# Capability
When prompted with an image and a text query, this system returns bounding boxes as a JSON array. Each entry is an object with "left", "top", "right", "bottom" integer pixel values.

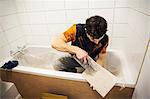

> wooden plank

[{"left": 74, "top": 56, "right": 117, "bottom": 97}]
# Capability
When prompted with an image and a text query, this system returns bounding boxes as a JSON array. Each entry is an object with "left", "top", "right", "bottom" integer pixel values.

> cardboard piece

[
  {"left": 74, "top": 56, "right": 117, "bottom": 97},
  {"left": 82, "top": 66, "right": 117, "bottom": 97}
]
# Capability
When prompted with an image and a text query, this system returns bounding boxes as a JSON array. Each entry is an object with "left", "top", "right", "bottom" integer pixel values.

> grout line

[
  {"left": 0, "top": 26, "right": 18, "bottom": 50},
  {"left": 23, "top": 0, "right": 32, "bottom": 44},
  {"left": 113, "top": 22, "right": 128, "bottom": 24},
  {"left": 110, "top": 0, "right": 116, "bottom": 48},
  {"left": 19, "top": 21, "right": 115, "bottom": 25},
  {"left": 0, "top": 12, "right": 17, "bottom": 17},
  {"left": 1, "top": 25, "right": 20, "bottom": 32},
  {"left": 0, "top": 0, "right": 20, "bottom": 51},
  {"left": 22, "top": 0, "right": 28, "bottom": 45},
  {"left": 9, "top": 35, "right": 26, "bottom": 44},
  {"left": 88, "top": 0, "right": 89, "bottom": 17},
  {"left": 12, "top": 0, "right": 24, "bottom": 37},
  {"left": 23, "top": 7, "right": 129, "bottom": 12},
  {"left": 0, "top": 7, "right": 130, "bottom": 18},
  {"left": 42, "top": 0, "right": 50, "bottom": 40},
  {"left": 20, "top": 22, "right": 125, "bottom": 26},
  {"left": 25, "top": 35, "right": 50, "bottom": 37},
  {"left": 21, "top": 23, "right": 67, "bottom": 25},
  {"left": 4, "top": 35, "right": 25, "bottom": 50},
  {"left": 135, "top": 38, "right": 150, "bottom": 86},
  {"left": 129, "top": 7, "right": 150, "bottom": 16},
  {"left": 13, "top": 0, "right": 23, "bottom": 27},
  {"left": 0, "top": 25, "right": 10, "bottom": 49},
  {"left": 64, "top": 0, "right": 67, "bottom": 25},
  {"left": 112, "top": 36, "right": 128, "bottom": 38}
]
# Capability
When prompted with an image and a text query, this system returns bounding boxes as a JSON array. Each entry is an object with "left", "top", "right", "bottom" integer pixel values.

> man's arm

[
  {"left": 96, "top": 53, "right": 106, "bottom": 66},
  {"left": 96, "top": 43, "right": 108, "bottom": 67},
  {"left": 52, "top": 33, "right": 88, "bottom": 55},
  {"left": 51, "top": 25, "right": 89, "bottom": 64}
]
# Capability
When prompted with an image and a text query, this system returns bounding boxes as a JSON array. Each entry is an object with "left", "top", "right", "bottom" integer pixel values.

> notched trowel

[{"left": 72, "top": 55, "right": 98, "bottom": 73}]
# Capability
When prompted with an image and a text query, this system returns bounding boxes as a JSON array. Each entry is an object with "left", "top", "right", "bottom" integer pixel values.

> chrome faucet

[{"left": 10, "top": 45, "right": 26, "bottom": 57}]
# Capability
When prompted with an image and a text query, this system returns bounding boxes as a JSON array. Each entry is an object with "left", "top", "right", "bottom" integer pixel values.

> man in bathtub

[{"left": 51, "top": 15, "right": 108, "bottom": 73}]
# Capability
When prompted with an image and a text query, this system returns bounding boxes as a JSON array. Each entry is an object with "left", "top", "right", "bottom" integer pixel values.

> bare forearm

[{"left": 51, "top": 38, "right": 80, "bottom": 54}]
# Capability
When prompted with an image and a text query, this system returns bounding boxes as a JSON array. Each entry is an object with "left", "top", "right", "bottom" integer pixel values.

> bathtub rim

[
  {"left": 0, "top": 66, "right": 135, "bottom": 88},
  {"left": 0, "top": 45, "right": 135, "bottom": 88}
]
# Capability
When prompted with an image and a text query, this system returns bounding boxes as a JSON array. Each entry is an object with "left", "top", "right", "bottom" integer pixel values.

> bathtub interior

[
  {"left": 12, "top": 46, "right": 134, "bottom": 87},
  {"left": 13, "top": 47, "right": 67, "bottom": 70},
  {"left": 14, "top": 47, "right": 120, "bottom": 74},
  {"left": 103, "top": 52, "right": 123, "bottom": 77}
]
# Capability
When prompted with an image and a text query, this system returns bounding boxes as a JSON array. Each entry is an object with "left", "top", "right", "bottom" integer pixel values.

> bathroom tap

[
  {"left": 17, "top": 45, "right": 26, "bottom": 52},
  {"left": 17, "top": 46, "right": 22, "bottom": 50},
  {"left": 10, "top": 45, "right": 26, "bottom": 57},
  {"left": 10, "top": 50, "right": 15, "bottom": 57}
]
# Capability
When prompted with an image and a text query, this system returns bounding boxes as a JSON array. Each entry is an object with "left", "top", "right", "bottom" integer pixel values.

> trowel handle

[
  {"left": 72, "top": 54, "right": 82, "bottom": 64},
  {"left": 72, "top": 54, "right": 89, "bottom": 69}
]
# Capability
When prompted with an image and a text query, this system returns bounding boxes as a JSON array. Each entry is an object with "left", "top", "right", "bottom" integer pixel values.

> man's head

[{"left": 85, "top": 15, "right": 107, "bottom": 44}]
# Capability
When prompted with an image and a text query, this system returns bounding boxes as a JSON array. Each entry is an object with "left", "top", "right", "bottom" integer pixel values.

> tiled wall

[
  {"left": 0, "top": 0, "right": 26, "bottom": 62},
  {"left": 127, "top": 0, "right": 150, "bottom": 84},
  {"left": 131, "top": 0, "right": 150, "bottom": 98},
  {"left": 132, "top": 40, "right": 150, "bottom": 99},
  {"left": 110, "top": 0, "right": 150, "bottom": 84},
  {"left": 17, "top": 0, "right": 128, "bottom": 47}
]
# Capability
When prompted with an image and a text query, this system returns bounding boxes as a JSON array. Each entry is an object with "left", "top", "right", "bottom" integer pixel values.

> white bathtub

[{"left": 3, "top": 46, "right": 135, "bottom": 88}]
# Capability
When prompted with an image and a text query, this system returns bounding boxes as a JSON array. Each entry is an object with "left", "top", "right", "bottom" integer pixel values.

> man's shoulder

[{"left": 76, "top": 24, "right": 86, "bottom": 28}]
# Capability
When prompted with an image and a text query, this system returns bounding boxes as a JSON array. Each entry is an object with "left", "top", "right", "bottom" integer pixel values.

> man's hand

[
  {"left": 75, "top": 48, "right": 89, "bottom": 64},
  {"left": 96, "top": 53, "right": 106, "bottom": 67}
]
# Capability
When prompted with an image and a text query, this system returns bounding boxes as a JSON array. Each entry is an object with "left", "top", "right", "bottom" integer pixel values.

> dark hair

[{"left": 86, "top": 15, "right": 107, "bottom": 39}]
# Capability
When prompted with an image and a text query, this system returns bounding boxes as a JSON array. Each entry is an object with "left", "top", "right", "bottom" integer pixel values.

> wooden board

[{"left": 74, "top": 56, "right": 117, "bottom": 97}]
